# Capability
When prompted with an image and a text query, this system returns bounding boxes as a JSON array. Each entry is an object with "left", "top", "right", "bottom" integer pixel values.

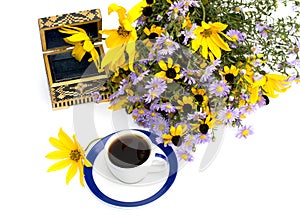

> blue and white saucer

[{"left": 84, "top": 129, "right": 178, "bottom": 207}]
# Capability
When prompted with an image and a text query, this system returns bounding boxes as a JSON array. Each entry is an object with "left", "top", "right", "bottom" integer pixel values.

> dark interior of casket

[
  {"left": 44, "top": 22, "right": 101, "bottom": 83},
  {"left": 47, "top": 49, "right": 101, "bottom": 83}
]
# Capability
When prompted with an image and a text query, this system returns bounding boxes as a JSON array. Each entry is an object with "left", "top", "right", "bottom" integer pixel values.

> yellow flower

[
  {"left": 244, "top": 67, "right": 291, "bottom": 103},
  {"left": 144, "top": 25, "right": 164, "bottom": 39},
  {"left": 155, "top": 58, "right": 181, "bottom": 83},
  {"left": 182, "top": 13, "right": 192, "bottom": 29},
  {"left": 46, "top": 128, "right": 92, "bottom": 186},
  {"left": 191, "top": 88, "right": 209, "bottom": 106},
  {"left": 191, "top": 21, "right": 232, "bottom": 59},
  {"left": 191, "top": 115, "right": 215, "bottom": 134},
  {"left": 59, "top": 25, "right": 100, "bottom": 68},
  {"left": 162, "top": 125, "right": 187, "bottom": 146},
  {"left": 219, "top": 65, "right": 240, "bottom": 83},
  {"left": 108, "top": 96, "right": 128, "bottom": 111},
  {"left": 177, "top": 96, "right": 196, "bottom": 114},
  {"left": 100, "top": 4, "right": 140, "bottom": 71},
  {"left": 262, "top": 74, "right": 291, "bottom": 98}
]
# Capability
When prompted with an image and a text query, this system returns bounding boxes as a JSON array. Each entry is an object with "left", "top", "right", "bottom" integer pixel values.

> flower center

[
  {"left": 242, "top": 129, "right": 249, "bottom": 136},
  {"left": 149, "top": 33, "right": 158, "bottom": 42},
  {"left": 146, "top": 0, "right": 154, "bottom": 4},
  {"left": 202, "top": 29, "right": 212, "bottom": 38},
  {"left": 183, "top": 104, "right": 193, "bottom": 114},
  {"left": 199, "top": 124, "right": 209, "bottom": 134},
  {"left": 117, "top": 26, "right": 130, "bottom": 37},
  {"left": 216, "top": 85, "right": 224, "bottom": 93},
  {"left": 194, "top": 94, "right": 204, "bottom": 104},
  {"left": 200, "top": 134, "right": 207, "bottom": 140},
  {"left": 166, "top": 68, "right": 177, "bottom": 79},
  {"left": 143, "top": 6, "right": 153, "bottom": 17},
  {"left": 232, "top": 35, "right": 238, "bottom": 42},
  {"left": 180, "top": 153, "right": 189, "bottom": 160},
  {"left": 158, "top": 124, "right": 166, "bottom": 131},
  {"left": 225, "top": 112, "right": 233, "bottom": 119},
  {"left": 225, "top": 73, "right": 235, "bottom": 83},
  {"left": 171, "top": 135, "right": 183, "bottom": 146},
  {"left": 70, "top": 149, "right": 81, "bottom": 162}
]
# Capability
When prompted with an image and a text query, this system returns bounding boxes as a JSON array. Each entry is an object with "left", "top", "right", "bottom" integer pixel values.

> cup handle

[{"left": 149, "top": 153, "right": 168, "bottom": 173}]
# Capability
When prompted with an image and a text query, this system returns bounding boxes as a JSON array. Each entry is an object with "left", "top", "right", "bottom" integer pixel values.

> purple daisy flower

[
  {"left": 167, "top": 1, "right": 186, "bottom": 20},
  {"left": 159, "top": 102, "right": 177, "bottom": 113},
  {"left": 255, "top": 22, "right": 267, "bottom": 32},
  {"left": 239, "top": 104, "right": 257, "bottom": 115},
  {"left": 184, "top": 0, "right": 200, "bottom": 8},
  {"left": 236, "top": 125, "right": 254, "bottom": 139},
  {"left": 181, "top": 68, "right": 199, "bottom": 85},
  {"left": 255, "top": 22, "right": 272, "bottom": 38},
  {"left": 149, "top": 115, "right": 170, "bottom": 135},
  {"left": 251, "top": 45, "right": 262, "bottom": 54},
  {"left": 128, "top": 95, "right": 143, "bottom": 103},
  {"left": 209, "top": 80, "right": 231, "bottom": 97},
  {"left": 132, "top": 108, "right": 151, "bottom": 128},
  {"left": 226, "top": 29, "right": 246, "bottom": 43},
  {"left": 144, "top": 78, "right": 167, "bottom": 103},
  {"left": 181, "top": 23, "right": 197, "bottom": 45},
  {"left": 145, "top": 77, "right": 167, "bottom": 93},
  {"left": 195, "top": 132, "right": 212, "bottom": 144},
  {"left": 177, "top": 150, "right": 194, "bottom": 162},
  {"left": 144, "top": 90, "right": 163, "bottom": 103},
  {"left": 218, "top": 107, "right": 239, "bottom": 124}
]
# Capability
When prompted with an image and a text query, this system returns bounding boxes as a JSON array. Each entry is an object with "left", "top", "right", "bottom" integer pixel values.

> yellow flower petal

[
  {"left": 72, "top": 44, "right": 86, "bottom": 62},
  {"left": 201, "top": 38, "right": 209, "bottom": 59},
  {"left": 158, "top": 60, "right": 168, "bottom": 71},
  {"left": 170, "top": 126, "right": 176, "bottom": 136},
  {"left": 84, "top": 158, "right": 92, "bottom": 167},
  {"left": 58, "top": 128, "right": 76, "bottom": 150},
  {"left": 78, "top": 161, "right": 85, "bottom": 186},
  {"left": 207, "top": 37, "right": 221, "bottom": 59},
  {"left": 47, "top": 159, "right": 71, "bottom": 172},
  {"left": 49, "top": 137, "right": 69, "bottom": 151},
  {"left": 175, "top": 125, "right": 183, "bottom": 136},
  {"left": 155, "top": 71, "right": 166, "bottom": 79},
  {"left": 224, "top": 66, "right": 230, "bottom": 73},
  {"left": 45, "top": 151, "right": 69, "bottom": 160},
  {"left": 66, "top": 162, "right": 78, "bottom": 185},
  {"left": 211, "top": 32, "right": 231, "bottom": 51},
  {"left": 167, "top": 57, "right": 174, "bottom": 68},
  {"left": 211, "top": 22, "right": 228, "bottom": 31},
  {"left": 144, "top": 27, "right": 151, "bottom": 36},
  {"left": 127, "top": 1, "right": 147, "bottom": 23},
  {"left": 201, "top": 21, "right": 211, "bottom": 29},
  {"left": 173, "top": 64, "right": 180, "bottom": 73}
]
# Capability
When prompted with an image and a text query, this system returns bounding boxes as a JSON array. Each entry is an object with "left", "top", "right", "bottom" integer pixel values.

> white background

[{"left": 1, "top": 0, "right": 300, "bottom": 223}]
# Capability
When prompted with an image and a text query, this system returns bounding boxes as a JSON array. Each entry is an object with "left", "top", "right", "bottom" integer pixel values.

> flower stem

[
  {"left": 84, "top": 137, "right": 102, "bottom": 152},
  {"left": 199, "top": 0, "right": 206, "bottom": 22}
]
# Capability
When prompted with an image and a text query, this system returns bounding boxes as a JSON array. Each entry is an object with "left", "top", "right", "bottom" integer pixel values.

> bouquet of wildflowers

[
  {"left": 94, "top": 0, "right": 300, "bottom": 161},
  {"left": 58, "top": 0, "right": 300, "bottom": 163},
  {"left": 45, "top": 0, "right": 300, "bottom": 186}
]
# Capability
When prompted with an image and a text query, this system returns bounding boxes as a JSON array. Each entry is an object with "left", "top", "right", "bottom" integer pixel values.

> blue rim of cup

[{"left": 84, "top": 129, "right": 178, "bottom": 207}]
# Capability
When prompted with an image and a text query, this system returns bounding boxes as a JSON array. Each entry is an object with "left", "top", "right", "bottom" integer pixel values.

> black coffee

[{"left": 108, "top": 134, "right": 151, "bottom": 168}]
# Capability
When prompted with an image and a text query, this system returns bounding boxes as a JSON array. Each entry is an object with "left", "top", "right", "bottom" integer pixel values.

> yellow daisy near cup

[{"left": 46, "top": 128, "right": 92, "bottom": 186}]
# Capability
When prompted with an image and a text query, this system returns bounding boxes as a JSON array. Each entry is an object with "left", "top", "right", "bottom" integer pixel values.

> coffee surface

[{"left": 108, "top": 134, "right": 151, "bottom": 168}]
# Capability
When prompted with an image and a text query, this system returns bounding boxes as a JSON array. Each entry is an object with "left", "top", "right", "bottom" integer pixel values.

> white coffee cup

[{"left": 104, "top": 130, "right": 168, "bottom": 184}]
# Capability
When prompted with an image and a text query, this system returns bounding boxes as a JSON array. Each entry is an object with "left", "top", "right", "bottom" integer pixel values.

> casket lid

[{"left": 38, "top": 9, "right": 102, "bottom": 52}]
